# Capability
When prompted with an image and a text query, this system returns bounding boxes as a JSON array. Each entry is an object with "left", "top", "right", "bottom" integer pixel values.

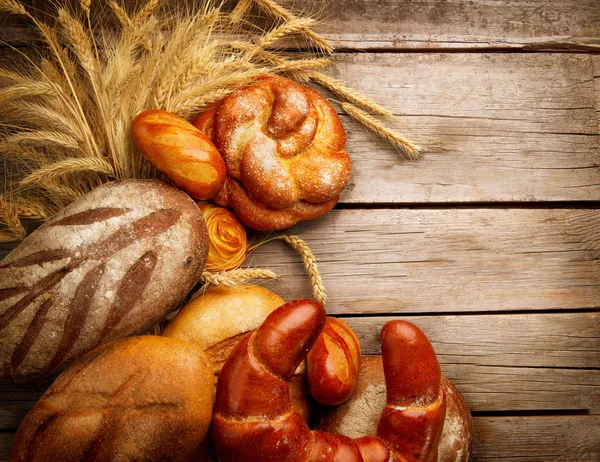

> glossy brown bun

[
  {"left": 193, "top": 74, "right": 351, "bottom": 231},
  {"left": 315, "top": 356, "right": 473, "bottom": 462},
  {"left": 11, "top": 336, "right": 215, "bottom": 462},
  {"left": 163, "top": 286, "right": 310, "bottom": 461}
]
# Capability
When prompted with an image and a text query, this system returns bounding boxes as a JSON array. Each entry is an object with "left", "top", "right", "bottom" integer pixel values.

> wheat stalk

[
  {"left": 342, "top": 102, "right": 421, "bottom": 160},
  {"left": 258, "top": 17, "right": 316, "bottom": 48},
  {"left": 252, "top": 0, "right": 334, "bottom": 53},
  {"left": 310, "top": 72, "right": 394, "bottom": 118}
]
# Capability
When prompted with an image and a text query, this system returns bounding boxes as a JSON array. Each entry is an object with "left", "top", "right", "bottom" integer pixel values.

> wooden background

[{"left": 1, "top": 0, "right": 599, "bottom": 460}]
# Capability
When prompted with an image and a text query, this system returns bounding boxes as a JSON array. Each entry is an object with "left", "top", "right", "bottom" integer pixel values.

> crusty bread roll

[
  {"left": 0, "top": 180, "right": 208, "bottom": 382},
  {"left": 163, "top": 285, "right": 285, "bottom": 374},
  {"left": 193, "top": 74, "right": 351, "bottom": 231},
  {"left": 164, "top": 285, "right": 310, "bottom": 461},
  {"left": 11, "top": 336, "right": 215, "bottom": 462},
  {"left": 315, "top": 356, "right": 473, "bottom": 462}
]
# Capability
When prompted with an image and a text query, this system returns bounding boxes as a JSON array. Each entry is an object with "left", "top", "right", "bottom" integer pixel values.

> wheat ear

[
  {"left": 341, "top": 102, "right": 421, "bottom": 160},
  {"left": 309, "top": 72, "right": 394, "bottom": 118},
  {"left": 19, "top": 157, "right": 116, "bottom": 188},
  {"left": 0, "top": 82, "right": 60, "bottom": 104},
  {"left": 0, "top": 196, "right": 26, "bottom": 241},
  {"left": 199, "top": 268, "right": 278, "bottom": 288},
  {"left": 252, "top": 0, "right": 334, "bottom": 53},
  {"left": 249, "top": 235, "right": 326, "bottom": 305}
]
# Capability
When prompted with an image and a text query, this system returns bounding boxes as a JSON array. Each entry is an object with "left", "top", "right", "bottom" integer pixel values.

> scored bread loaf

[
  {"left": 0, "top": 180, "right": 208, "bottom": 382},
  {"left": 11, "top": 336, "right": 215, "bottom": 462},
  {"left": 315, "top": 356, "right": 473, "bottom": 462}
]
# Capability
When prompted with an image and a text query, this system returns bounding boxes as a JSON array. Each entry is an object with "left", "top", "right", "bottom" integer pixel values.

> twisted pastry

[
  {"left": 193, "top": 75, "right": 352, "bottom": 231},
  {"left": 212, "top": 299, "right": 446, "bottom": 462}
]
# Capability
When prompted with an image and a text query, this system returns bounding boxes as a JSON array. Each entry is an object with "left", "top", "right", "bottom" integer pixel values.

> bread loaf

[
  {"left": 211, "top": 301, "right": 447, "bottom": 462},
  {"left": 0, "top": 180, "right": 208, "bottom": 382},
  {"left": 193, "top": 74, "right": 352, "bottom": 231},
  {"left": 163, "top": 285, "right": 285, "bottom": 374},
  {"left": 307, "top": 317, "right": 361, "bottom": 406},
  {"left": 11, "top": 336, "right": 215, "bottom": 462},
  {"left": 315, "top": 356, "right": 473, "bottom": 462},
  {"left": 132, "top": 110, "right": 226, "bottom": 200}
]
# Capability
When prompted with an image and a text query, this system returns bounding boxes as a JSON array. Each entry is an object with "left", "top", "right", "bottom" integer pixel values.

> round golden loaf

[
  {"left": 11, "top": 336, "right": 215, "bottom": 462},
  {"left": 163, "top": 285, "right": 286, "bottom": 373},
  {"left": 193, "top": 74, "right": 352, "bottom": 231}
]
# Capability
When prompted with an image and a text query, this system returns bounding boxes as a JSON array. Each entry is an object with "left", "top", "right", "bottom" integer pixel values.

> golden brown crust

[
  {"left": 0, "top": 180, "right": 208, "bottom": 382},
  {"left": 315, "top": 356, "right": 472, "bottom": 462},
  {"left": 132, "top": 110, "right": 226, "bottom": 200},
  {"left": 193, "top": 75, "right": 351, "bottom": 231},
  {"left": 162, "top": 285, "right": 285, "bottom": 353},
  {"left": 11, "top": 336, "right": 215, "bottom": 462}
]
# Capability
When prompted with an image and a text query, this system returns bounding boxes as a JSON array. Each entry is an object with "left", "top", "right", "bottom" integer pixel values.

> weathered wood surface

[
  {"left": 1, "top": 44, "right": 599, "bottom": 205},
  {"left": 471, "top": 416, "right": 600, "bottom": 461},
  {"left": 0, "top": 312, "right": 595, "bottom": 425},
  {"left": 0, "top": 0, "right": 599, "bottom": 460},
  {"left": 332, "top": 52, "right": 600, "bottom": 204},
  {"left": 1, "top": 416, "right": 599, "bottom": 461},
  {"left": 248, "top": 208, "right": 600, "bottom": 314},
  {"left": 1, "top": 0, "right": 599, "bottom": 51}
]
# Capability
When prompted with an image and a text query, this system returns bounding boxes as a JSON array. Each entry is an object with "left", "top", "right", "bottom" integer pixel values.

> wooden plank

[
  {"left": 593, "top": 56, "right": 600, "bottom": 135},
  {"left": 343, "top": 312, "right": 600, "bottom": 369},
  {"left": 471, "top": 415, "right": 600, "bottom": 461},
  {"left": 1, "top": 0, "right": 599, "bottom": 51},
  {"left": 0, "top": 52, "right": 597, "bottom": 203},
  {"left": 0, "top": 310, "right": 595, "bottom": 419},
  {"left": 0, "top": 416, "right": 598, "bottom": 461},
  {"left": 332, "top": 53, "right": 600, "bottom": 204},
  {"left": 318, "top": 0, "right": 600, "bottom": 51},
  {"left": 247, "top": 208, "right": 600, "bottom": 314},
  {"left": 0, "top": 433, "right": 13, "bottom": 462}
]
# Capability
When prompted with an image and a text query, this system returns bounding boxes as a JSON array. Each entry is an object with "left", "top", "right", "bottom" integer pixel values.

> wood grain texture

[
  {"left": 331, "top": 53, "right": 600, "bottom": 204},
  {"left": 471, "top": 415, "right": 600, "bottom": 461},
  {"left": 1, "top": 0, "right": 599, "bottom": 52},
  {"left": 1, "top": 416, "right": 599, "bottom": 461},
  {"left": 342, "top": 312, "right": 600, "bottom": 369},
  {"left": 247, "top": 208, "right": 600, "bottom": 314}
]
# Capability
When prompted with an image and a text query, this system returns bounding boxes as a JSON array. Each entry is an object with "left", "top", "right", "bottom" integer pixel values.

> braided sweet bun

[
  {"left": 315, "top": 356, "right": 473, "bottom": 462},
  {"left": 193, "top": 74, "right": 352, "bottom": 231}
]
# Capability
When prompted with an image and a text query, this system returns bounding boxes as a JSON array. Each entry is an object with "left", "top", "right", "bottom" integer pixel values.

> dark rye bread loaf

[{"left": 0, "top": 180, "right": 208, "bottom": 382}]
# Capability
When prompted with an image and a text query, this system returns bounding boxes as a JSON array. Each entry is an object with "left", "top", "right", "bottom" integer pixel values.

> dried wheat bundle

[{"left": 0, "top": 0, "right": 418, "bottom": 242}]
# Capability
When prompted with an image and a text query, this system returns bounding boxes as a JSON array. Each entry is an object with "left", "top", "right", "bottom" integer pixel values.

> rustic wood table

[{"left": 1, "top": 0, "right": 599, "bottom": 460}]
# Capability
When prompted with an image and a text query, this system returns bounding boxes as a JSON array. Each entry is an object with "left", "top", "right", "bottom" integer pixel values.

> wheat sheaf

[{"left": 0, "top": 0, "right": 418, "bottom": 242}]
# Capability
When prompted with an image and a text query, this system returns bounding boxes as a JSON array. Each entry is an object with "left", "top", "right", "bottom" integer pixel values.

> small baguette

[{"left": 0, "top": 180, "right": 208, "bottom": 382}]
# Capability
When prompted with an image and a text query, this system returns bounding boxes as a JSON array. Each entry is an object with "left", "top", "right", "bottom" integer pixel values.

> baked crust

[
  {"left": 10, "top": 336, "right": 215, "bottom": 462},
  {"left": 193, "top": 75, "right": 351, "bottom": 230},
  {"left": 0, "top": 180, "right": 208, "bottom": 382},
  {"left": 315, "top": 356, "right": 473, "bottom": 462}
]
